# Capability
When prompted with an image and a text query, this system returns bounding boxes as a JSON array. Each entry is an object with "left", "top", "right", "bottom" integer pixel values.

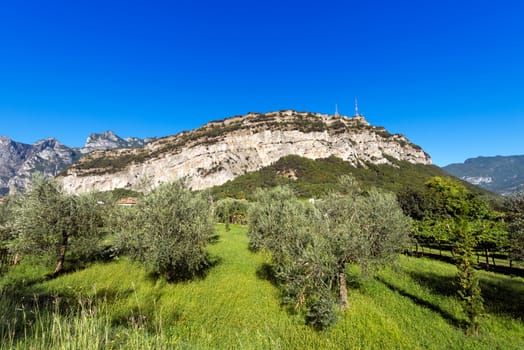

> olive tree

[
  {"left": 0, "top": 197, "right": 13, "bottom": 247},
  {"left": 248, "top": 186, "right": 338, "bottom": 329},
  {"left": 319, "top": 179, "right": 411, "bottom": 310},
  {"left": 248, "top": 178, "right": 411, "bottom": 329},
  {"left": 214, "top": 198, "right": 250, "bottom": 225},
  {"left": 12, "top": 176, "right": 104, "bottom": 275},
  {"left": 120, "top": 181, "right": 215, "bottom": 282},
  {"left": 0, "top": 197, "right": 16, "bottom": 272}
]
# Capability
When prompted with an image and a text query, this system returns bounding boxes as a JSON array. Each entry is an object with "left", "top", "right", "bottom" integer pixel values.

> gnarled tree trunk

[
  {"left": 339, "top": 265, "right": 348, "bottom": 310},
  {"left": 54, "top": 233, "right": 69, "bottom": 275}
]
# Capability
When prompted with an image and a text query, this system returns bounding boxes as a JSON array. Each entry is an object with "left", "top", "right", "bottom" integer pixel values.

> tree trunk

[
  {"left": 339, "top": 265, "right": 348, "bottom": 310},
  {"left": 53, "top": 234, "right": 68, "bottom": 275},
  {"left": 484, "top": 248, "right": 489, "bottom": 269},
  {"left": 491, "top": 254, "right": 496, "bottom": 267}
]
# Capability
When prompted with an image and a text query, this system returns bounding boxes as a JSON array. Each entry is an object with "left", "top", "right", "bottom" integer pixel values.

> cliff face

[{"left": 61, "top": 110, "right": 431, "bottom": 193}]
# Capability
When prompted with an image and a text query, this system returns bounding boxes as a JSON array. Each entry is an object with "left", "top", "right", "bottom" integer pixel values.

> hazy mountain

[
  {"left": 61, "top": 110, "right": 432, "bottom": 193},
  {"left": 443, "top": 155, "right": 524, "bottom": 194}
]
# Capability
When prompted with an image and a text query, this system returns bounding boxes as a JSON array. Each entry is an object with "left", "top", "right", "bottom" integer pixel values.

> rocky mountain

[
  {"left": 0, "top": 131, "right": 146, "bottom": 195},
  {"left": 60, "top": 110, "right": 432, "bottom": 193},
  {"left": 0, "top": 137, "right": 80, "bottom": 195},
  {"left": 81, "top": 131, "right": 146, "bottom": 154},
  {"left": 0, "top": 137, "right": 32, "bottom": 195},
  {"left": 444, "top": 155, "right": 524, "bottom": 194}
]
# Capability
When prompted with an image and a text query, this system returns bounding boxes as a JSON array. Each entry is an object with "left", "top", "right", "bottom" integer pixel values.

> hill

[
  {"left": 60, "top": 110, "right": 431, "bottom": 193},
  {"left": 444, "top": 155, "right": 524, "bottom": 194},
  {"left": 211, "top": 154, "right": 490, "bottom": 199}
]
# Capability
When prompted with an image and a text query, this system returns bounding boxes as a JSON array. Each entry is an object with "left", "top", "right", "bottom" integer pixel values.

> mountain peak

[{"left": 81, "top": 131, "right": 144, "bottom": 154}]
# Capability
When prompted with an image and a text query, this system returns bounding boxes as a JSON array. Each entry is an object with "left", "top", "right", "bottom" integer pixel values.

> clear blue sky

[{"left": 1, "top": 0, "right": 523, "bottom": 166}]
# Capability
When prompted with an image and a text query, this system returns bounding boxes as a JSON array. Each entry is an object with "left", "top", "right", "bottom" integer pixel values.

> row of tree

[
  {"left": 0, "top": 176, "right": 214, "bottom": 281},
  {"left": 398, "top": 176, "right": 524, "bottom": 266},
  {"left": 1, "top": 174, "right": 523, "bottom": 333}
]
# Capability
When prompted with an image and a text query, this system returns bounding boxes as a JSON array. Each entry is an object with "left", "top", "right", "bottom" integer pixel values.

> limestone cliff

[{"left": 61, "top": 110, "right": 431, "bottom": 193}]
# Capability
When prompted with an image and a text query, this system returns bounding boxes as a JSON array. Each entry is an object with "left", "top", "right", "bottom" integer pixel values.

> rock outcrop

[{"left": 61, "top": 110, "right": 431, "bottom": 193}]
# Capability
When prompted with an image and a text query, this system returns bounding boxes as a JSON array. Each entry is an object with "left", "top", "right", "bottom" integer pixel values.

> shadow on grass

[
  {"left": 376, "top": 276, "right": 466, "bottom": 329},
  {"left": 145, "top": 254, "right": 223, "bottom": 284},
  {"left": 478, "top": 276, "right": 524, "bottom": 319},
  {"left": 256, "top": 263, "right": 279, "bottom": 286},
  {"left": 406, "top": 270, "right": 524, "bottom": 320}
]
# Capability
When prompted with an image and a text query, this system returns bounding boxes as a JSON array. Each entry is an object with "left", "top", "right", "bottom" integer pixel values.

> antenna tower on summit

[
  {"left": 354, "top": 97, "right": 360, "bottom": 117},
  {"left": 335, "top": 104, "right": 339, "bottom": 117}
]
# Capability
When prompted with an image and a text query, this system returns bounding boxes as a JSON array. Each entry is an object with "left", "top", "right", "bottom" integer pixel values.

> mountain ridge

[
  {"left": 60, "top": 110, "right": 432, "bottom": 193},
  {"left": 0, "top": 131, "right": 146, "bottom": 194},
  {"left": 443, "top": 155, "right": 524, "bottom": 194}
]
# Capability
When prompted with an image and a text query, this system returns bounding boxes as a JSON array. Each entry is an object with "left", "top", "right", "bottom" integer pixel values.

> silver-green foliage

[
  {"left": 319, "top": 179, "right": 411, "bottom": 311},
  {"left": 248, "top": 186, "right": 338, "bottom": 329},
  {"left": 0, "top": 198, "right": 13, "bottom": 248},
  {"left": 248, "top": 177, "right": 411, "bottom": 329},
  {"left": 12, "top": 176, "right": 104, "bottom": 275},
  {"left": 120, "top": 181, "right": 215, "bottom": 281}
]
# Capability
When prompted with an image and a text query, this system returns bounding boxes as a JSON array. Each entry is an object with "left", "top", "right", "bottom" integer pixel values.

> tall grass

[{"left": 1, "top": 224, "right": 523, "bottom": 349}]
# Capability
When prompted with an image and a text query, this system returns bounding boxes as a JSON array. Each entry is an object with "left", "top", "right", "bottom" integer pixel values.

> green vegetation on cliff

[{"left": 211, "top": 155, "right": 487, "bottom": 200}]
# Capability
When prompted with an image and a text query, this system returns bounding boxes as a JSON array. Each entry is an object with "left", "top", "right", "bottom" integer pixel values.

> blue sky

[{"left": 0, "top": 0, "right": 523, "bottom": 166}]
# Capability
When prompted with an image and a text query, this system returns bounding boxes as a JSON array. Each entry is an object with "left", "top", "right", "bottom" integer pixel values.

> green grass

[{"left": 1, "top": 224, "right": 524, "bottom": 349}]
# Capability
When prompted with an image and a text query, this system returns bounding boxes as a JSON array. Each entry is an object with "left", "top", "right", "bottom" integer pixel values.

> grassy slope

[
  {"left": 210, "top": 155, "right": 492, "bottom": 200},
  {"left": 2, "top": 225, "right": 524, "bottom": 349}
]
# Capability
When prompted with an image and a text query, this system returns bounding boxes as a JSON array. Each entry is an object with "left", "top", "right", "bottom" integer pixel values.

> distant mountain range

[
  {"left": 3, "top": 111, "right": 520, "bottom": 197},
  {"left": 0, "top": 131, "right": 148, "bottom": 195},
  {"left": 443, "top": 155, "right": 524, "bottom": 194}
]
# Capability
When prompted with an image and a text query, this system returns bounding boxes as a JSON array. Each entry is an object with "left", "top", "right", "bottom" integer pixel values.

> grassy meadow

[{"left": 1, "top": 224, "right": 523, "bottom": 349}]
